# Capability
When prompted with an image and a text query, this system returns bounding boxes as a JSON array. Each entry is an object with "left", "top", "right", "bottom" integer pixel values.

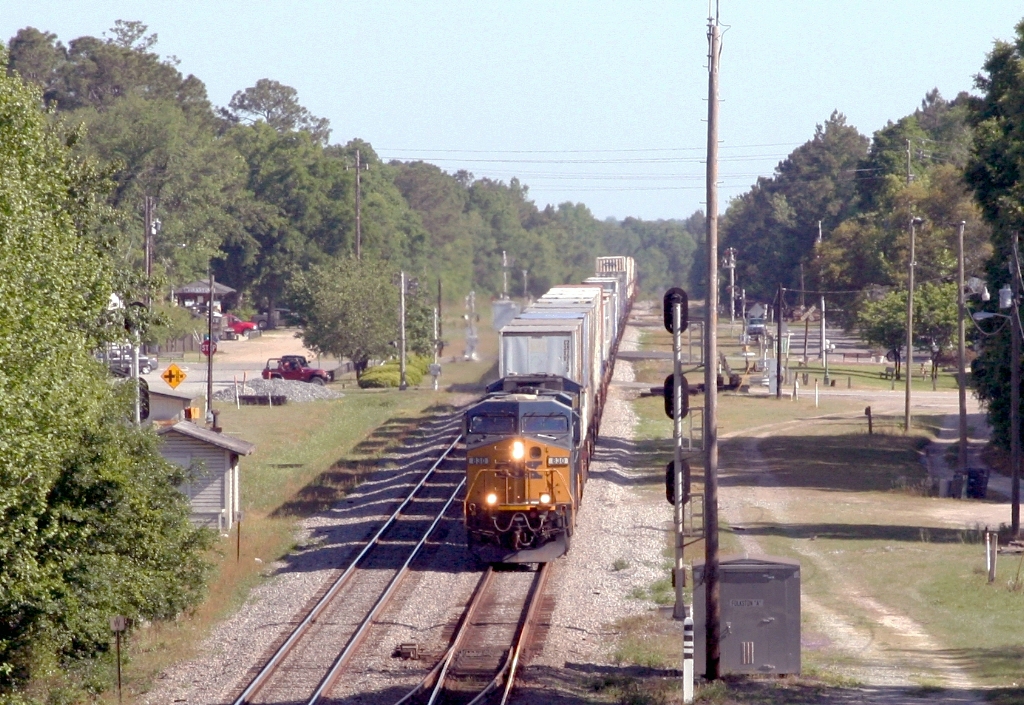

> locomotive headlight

[
  {"left": 511, "top": 440, "right": 525, "bottom": 460},
  {"left": 485, "top": 492, "right": 498, "bottom": 505},
  {"left": 539, "top": 493, "right": 551, "bottom": 505}
]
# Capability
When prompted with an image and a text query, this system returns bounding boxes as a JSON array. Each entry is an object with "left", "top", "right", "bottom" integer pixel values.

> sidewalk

[{"left": 925, "top": 411, "right": 1020, "bottom": 499}]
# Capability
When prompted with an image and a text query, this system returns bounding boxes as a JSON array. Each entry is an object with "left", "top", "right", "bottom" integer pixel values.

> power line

[
  {"left": 379, "top": 141, "right": 803, "bottom": 154},
  {"left": 386, "top": 154, "right": 790, "bottom": 165}
]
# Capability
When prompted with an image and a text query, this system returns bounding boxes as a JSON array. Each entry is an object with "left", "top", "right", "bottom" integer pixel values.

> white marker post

[{"left": 683, "top": 616, "right": 694, "bottom": 702}]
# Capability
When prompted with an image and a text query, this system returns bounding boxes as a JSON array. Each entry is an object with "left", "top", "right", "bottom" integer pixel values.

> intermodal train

[{"left": 463, "top": 256, "right": 637, "bottom": 563}]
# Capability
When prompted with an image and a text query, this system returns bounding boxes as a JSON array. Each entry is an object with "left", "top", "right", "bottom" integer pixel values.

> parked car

[
  {"left": 224, "top": 313, "right": 257, "bottom": 337},
  {"left": 251, "top": 308, "right": 293, "bottom": 330},
  {"left": 745, "top": 317, "right": 766, "bottom": 338},
  {"left": 262, "top": 355, "right": 333, "bottom": 385},
  {"left": 100, "top": 344, "right": 159, "bottom": 376}
]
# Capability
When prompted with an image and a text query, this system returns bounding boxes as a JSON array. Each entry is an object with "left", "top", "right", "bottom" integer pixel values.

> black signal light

[
  {"left": 665, "top": 459, "right": 691, "bottom": 506},
  {"left": 663, "top": 287, "right": 689, "bottom": 333},
  {"left": 663, "top": 374, "right": 689, "bottom": 419}
]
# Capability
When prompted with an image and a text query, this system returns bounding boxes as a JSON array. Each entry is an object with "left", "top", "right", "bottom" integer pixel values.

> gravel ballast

[
  {"left": 212, "top": 378, "right": 345, "bottom": 403},
  {"left": 521, "top": 312, "right": 672, "bottom": 670}
]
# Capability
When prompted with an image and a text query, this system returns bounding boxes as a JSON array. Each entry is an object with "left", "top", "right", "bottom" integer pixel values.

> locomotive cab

[{"left": 464, "top": 385, "right": 581, "bottom": 563}]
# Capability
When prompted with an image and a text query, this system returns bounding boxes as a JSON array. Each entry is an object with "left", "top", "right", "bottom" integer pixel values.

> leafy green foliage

[
  {"left": 293, "top": 259, "right": 397, "bottom": 375},
  {"left": 357, "top": 355, "right": 432, "bottom": 388},
  {"left": 856, "top": 282, "right": 959, "bottom": 380},
  {"left": 722, "top": 112, "right": 868, "bottom": 300},
  {"left": 227, "top": 78, "right": 331, "bottom": 145},
  {"left": 964, "top": 18, "right": 1024, "bottom": 449},
  {"left": 0, "top": 52, "right": 210, "bottom": 694}
]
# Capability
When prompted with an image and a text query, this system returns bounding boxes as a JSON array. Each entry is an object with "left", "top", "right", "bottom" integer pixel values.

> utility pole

[
  {"left": 143, "top": 197, "right": 160, "bottom": 310},
  {"left": 703, "top": 7, "right": 722, "bottom": 682},
  {"left": 355, "top": 149, "right": 362, "bottom": 259},
  {"left": 776, "top": 286, "right": 783, "bottom": 399},
  {"left": 906, "top": 138, "right": 912, "bottom": 185},
  {"left": 957, "top": 221, "right": 968, "bottom": 475},
  {"left": 819, "top": 295, "right": 826, "bottom": 362},
  {"left": 399, "top": 270, "right": 408, "bottom": 390},
  {"left": 523, "top": 269, "right": 528, "bottom": 299},
  {"left": 905, "top": 217, "right": 923, "bottom": 433},
  {"left": 1011, "top": 232, "right": 1021, "bottom": 536},
  {"left": 437, "top": 278, "right": 443, "bottom": 359},
  {"left": 799, "top": 263, "right": 805, "bottom": 309},
  {"left": 207, "top": 271, "right": 215, "bottom": 421},
  {"left": 502, "top": 250, "right": 509, "bottom": 300},
  {"left": 821, "top": 295, "right": 831, "bottom": 385},
  {"left": 144, "top": 197, "right": 154, "bottom": 280}
]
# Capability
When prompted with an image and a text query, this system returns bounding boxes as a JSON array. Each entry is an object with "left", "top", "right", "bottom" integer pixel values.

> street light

[{"left": 905, "top": 216, "right": 924, "bottom": 433}]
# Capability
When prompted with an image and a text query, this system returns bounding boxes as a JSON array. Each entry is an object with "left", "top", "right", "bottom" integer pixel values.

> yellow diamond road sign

[{"left": 161, "top": 363, "right": 186, "bottom": 389}]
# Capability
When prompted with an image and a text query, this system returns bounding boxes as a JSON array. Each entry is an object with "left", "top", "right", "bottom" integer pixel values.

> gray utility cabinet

[{"left": 693, "top": 555, "right": 800, "bottom": 676}]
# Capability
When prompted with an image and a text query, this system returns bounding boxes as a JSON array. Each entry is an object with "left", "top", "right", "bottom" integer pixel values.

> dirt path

[{"left": 720, "top": 418, "right": 987, "bottom": 703}]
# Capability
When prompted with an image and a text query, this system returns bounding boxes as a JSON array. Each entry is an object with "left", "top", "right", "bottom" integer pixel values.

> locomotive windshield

[
  {"left": 469, "top": 415, "right": 516, "bottom": 434},
  {"left": 521, "top": 414, "right": 569, "bottom": 434}
]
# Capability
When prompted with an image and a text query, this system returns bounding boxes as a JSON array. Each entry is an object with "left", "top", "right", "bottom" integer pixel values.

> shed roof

[
  {"left": 157, "top": 422, "right": 255, "bottom": 455},
  {"left": 150, "top": 388, "right": 198, "bottom": 401},
  {"left": 174, "top": 280, "right": 236, "bottom": 296}
]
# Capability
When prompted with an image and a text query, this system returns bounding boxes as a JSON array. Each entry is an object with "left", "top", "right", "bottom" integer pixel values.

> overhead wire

[{"left": 379, "top": 141, "right": 803, "bottom": 154}]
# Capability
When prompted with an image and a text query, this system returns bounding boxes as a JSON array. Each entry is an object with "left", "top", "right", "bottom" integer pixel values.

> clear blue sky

[{"left": 2, "top": 1, "right": 1020, "bottom": 221}]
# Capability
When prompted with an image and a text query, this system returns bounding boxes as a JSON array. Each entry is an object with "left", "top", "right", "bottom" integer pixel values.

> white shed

[
  {"left": 157, "top": 422, "right": 255, "bottom": 531},
  {"left": 148, "top": 388, "right": 199, "bottom": 423}
]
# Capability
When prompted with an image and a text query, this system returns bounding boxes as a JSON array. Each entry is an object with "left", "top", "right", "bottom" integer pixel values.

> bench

[{"left": 880, "top": 367, "right": 895, "bottom": 380}]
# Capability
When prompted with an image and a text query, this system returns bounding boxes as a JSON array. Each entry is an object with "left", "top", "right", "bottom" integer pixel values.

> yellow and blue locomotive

[{"left": 464, "top": 376, "right": 583, "bottom": 563}]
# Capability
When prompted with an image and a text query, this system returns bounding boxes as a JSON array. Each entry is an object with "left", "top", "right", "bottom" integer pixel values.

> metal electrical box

[{"left": 693, "top": 555, "right": 801, "bottom": 676}]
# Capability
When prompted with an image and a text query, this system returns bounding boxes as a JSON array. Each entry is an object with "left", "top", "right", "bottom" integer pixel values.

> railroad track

[
  {"left": 230, "top": 432, "right": 465, "bottom": 705},
  {"left": 395, "top": 562, "right": 552, "bottom": 705}
]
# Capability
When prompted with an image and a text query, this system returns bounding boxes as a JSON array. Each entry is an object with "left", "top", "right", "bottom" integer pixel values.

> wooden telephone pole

[{"left": 703, "top": 5, "right": 722, "bottom": 681}]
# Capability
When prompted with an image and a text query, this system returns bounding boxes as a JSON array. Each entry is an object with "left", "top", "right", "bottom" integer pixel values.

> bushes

[{"left": 358, "top": 355, "right": 431, "bottom": 388}]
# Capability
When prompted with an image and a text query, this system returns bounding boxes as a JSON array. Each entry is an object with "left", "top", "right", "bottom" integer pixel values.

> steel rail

[
  {"left": 231, "top": 433, "right": 463, "bottom": 705},
  {"left": 391, "top": 567, "right": 496, "bottom": 705},
  {"left": 465, "top": 562, "right": 551, "bottom": 705},
  {"left": 308, "top": 475, "right": 467, "bottom": 704}
]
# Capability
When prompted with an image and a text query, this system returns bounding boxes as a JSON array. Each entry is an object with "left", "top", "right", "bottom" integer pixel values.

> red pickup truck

[
  {"left": 262, "top": 355, "right": 332, "bottom": 385},
  {"left": 225, "top": 314, "right": 257, "bottom": 336}
]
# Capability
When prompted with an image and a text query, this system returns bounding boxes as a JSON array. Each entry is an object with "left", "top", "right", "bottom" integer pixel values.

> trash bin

[
  {"left": 966, "top": 467, "right": 989, "bottom": 499},
  {"left": 693, "top": 555, "right": 801, "bottom": 676},
  {"left": 951, "top": 468, "right": 990, "bottom": 499}
]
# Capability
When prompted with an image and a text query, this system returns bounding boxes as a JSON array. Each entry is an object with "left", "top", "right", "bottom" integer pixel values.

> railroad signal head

[
  {"left": 665, "top": 459, "right": 691, "bottom": 506},
  {"left": 663, "top": 374, "right": 689, "bottom": 419},
  {"left": 663, "top": 288, "right": 689, "bottom": 333}
]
